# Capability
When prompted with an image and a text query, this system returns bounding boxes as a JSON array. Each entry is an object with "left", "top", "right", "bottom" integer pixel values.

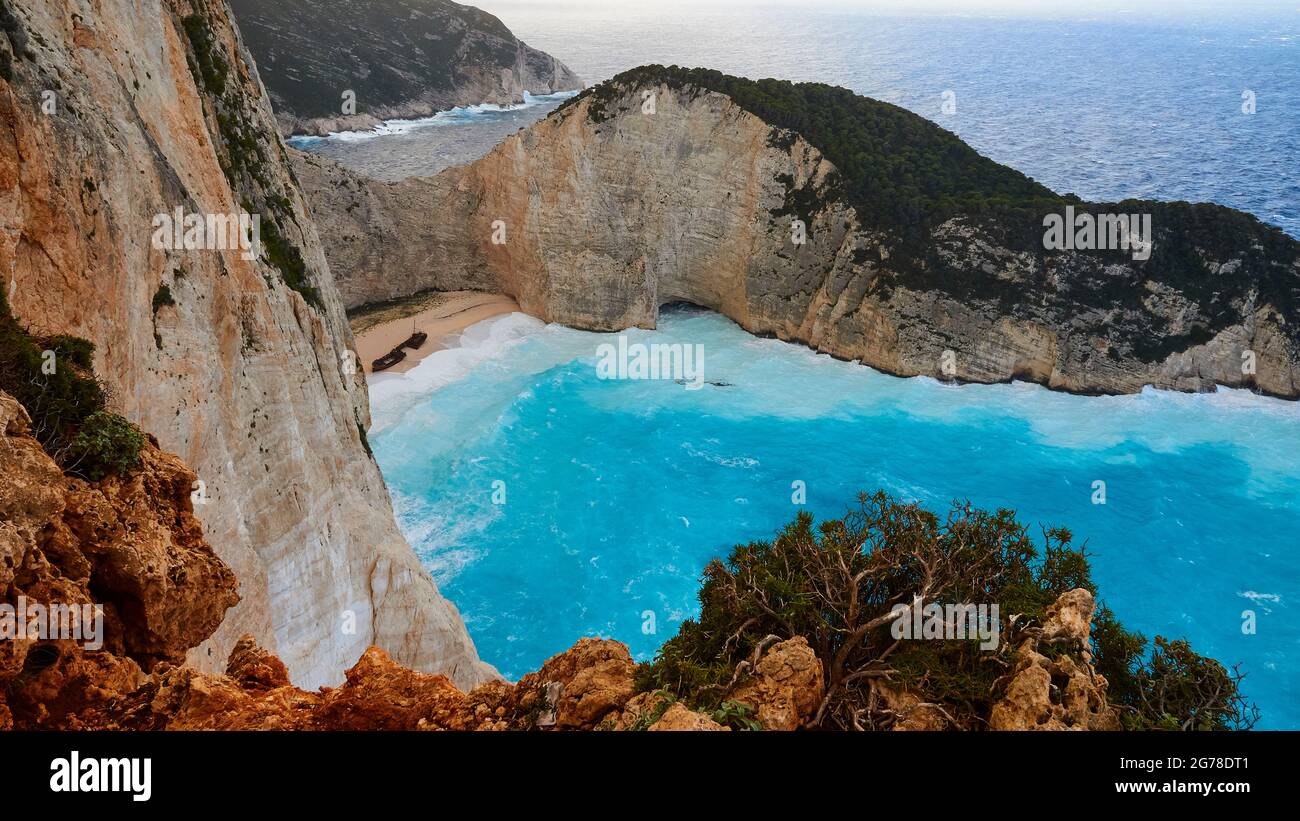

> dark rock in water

[
  {"left": 676, "top": 379, "right": 733, "bottom": 387},
  {"left": 229, "top": 0, "right": 582, "bottom": 136}
]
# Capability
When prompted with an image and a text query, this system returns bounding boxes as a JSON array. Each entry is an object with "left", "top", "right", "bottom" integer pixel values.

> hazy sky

[{"left": 481, "top": 0, "right": 1299, "bottom": 22}]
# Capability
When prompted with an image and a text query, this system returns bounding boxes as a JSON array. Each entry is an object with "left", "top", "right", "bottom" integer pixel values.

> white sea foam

[
  {"left": 368, "top": 312, "right": 546, "bottom": 431},
  {"left": 371, "top": 309, "right": 1300, "bottom": 494},
  {"left": 298, "top": 91, "right": 579, "bottom": 144}
]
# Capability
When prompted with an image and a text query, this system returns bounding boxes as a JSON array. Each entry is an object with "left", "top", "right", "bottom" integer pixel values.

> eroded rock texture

[
  {"left": 989, "top": 589, "right": 1122, "bottom": 731},
  {"left": 731, "top": 636, "right": 824, "bottom": 731},
  {"left": 0, "top": 390, "right": 238, "bottom": 729},
  {"left": 86, "top": 590, "right": 1118, "bottom": 731}
]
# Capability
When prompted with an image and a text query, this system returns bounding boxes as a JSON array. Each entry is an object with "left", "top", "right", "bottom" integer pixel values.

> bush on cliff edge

[
  {"left": 636, "top": 491, "right": 1259, "bottom": 731},
  {"left": 0, "top": 288, "right": 143, "bottom": 480}
]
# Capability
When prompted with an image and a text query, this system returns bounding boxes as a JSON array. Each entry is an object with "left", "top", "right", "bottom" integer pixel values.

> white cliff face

[
  {"left": 0, "top": 0, "right": 493, "bottom": 689},
  {"left": 293, "top": 83, "right": 855, "bottom": 329},
  {"left": 299, "top": 80, "right": 1300, "bottom": 399}
]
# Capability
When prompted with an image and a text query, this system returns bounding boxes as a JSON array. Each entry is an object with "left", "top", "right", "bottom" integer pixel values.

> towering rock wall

[
  {"left": 299, "top": 73, "right": 1300, "bottom": 399},
  {"left": 0, "top": 0, "right": 492, "bottom": 689}
]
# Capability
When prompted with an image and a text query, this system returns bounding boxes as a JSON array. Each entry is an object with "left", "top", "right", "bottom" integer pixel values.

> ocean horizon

[{"left": 306, "top": 3, "right": 1300, "bottom": 238}]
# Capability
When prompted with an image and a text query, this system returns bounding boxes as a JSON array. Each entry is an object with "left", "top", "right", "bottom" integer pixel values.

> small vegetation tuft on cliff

[
  {"left": 0, "top": 288, "right": 144, "bottom": 480},
  {"left": 180, "top": 10, "right": 324, "bottom": 310},
  {"left": 635, "top": 491, "right": 1259, "bottom": 731},
  {"left": 1, "top": 288, "right": 105, "bottom": 451},
  {"left": 66, "top": 409, "right": 146, "bottom": 481},
  {"left": 152, "top": 282, "right": 175, "bottom": 312},
  {"left": 182, "top": 13, "right": 228, "bottom": 95}
]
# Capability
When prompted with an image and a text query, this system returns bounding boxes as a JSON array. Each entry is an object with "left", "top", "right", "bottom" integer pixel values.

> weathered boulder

[
  {"left": 226, "top": 634, "right": 293, "bottom": 691},
  {"left": 314, "top": 647, "right": 467, "bottom": 731},
  {"left": 732, "top": 636, "right": 824, "bottom": 730},
  {"left": 0, "top": 391, "right": 238, "bottom": 728},
  {"left": 516, "top": 638, "right": 637, "bottom": 729},
  {"left": 648, "top": 702, "right": 729, "bottom": 732},
  {"left": 989, "top": 589, "right": 1122, "bottom": 731}
]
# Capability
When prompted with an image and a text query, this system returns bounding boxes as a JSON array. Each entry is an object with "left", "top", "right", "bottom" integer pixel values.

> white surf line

[{"left": 289, "top": 91, "right": 580, "bottom": 144}]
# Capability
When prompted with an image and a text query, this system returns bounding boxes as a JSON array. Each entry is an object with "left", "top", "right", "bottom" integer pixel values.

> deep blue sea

[{"left": 352, "top": 3, "right": 1300, "bottom": 727}]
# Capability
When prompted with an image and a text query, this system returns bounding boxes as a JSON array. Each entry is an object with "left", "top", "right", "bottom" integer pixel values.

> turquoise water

[{"left": 370, "top": 308, "right": 1300, "bottom": 728}]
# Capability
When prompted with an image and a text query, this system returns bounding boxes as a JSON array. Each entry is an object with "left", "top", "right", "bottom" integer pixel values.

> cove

[{"left": 368, "top": 307, "right": 1300, "bottom": 728}]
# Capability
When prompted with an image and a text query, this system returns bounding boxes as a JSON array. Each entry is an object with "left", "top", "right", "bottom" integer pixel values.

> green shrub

[
  {"left": 1095, "top": 625, "right": 1259, "bottom": 731},
  {"left": 710, "top": 700, "right": 763, "bottom": 731},
  {"left": 0, "top": 288, "right": 107, "bottom": 459},
  {"left": 637, "top": 491, "right": 1259, "bottom": 731},
  {"left": 66, "top": 410, "right": 145, "bottom": 481},
  {"left": 46, "top": 334, "right": 96, "bottom": 370},
  {"left": 0, "top": 288, "right": 146, "bottom": 483}
]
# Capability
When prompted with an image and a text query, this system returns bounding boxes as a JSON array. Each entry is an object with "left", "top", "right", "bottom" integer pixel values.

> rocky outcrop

[
  {"left": 514, "top": 637, "right": 636, "bottom": 730},
  {"left": 79, "top": 590, "right": 1120, "bottom": 731},
  {"left": 229, "top": 0, "right": 582, "bottom": 136},
  {"left": 5, "top": 506, "right": 1118, "bottom": 734},
  {"left": 731, "top": 636, "right": 824, "bottom": 731},
  {"left": 647, "top": 702, "right": 728, "bottom": 731},
  {"left": 299, "top": 67, "right": 1300, "bottom": 399},
  {"left": 94, "top": 637, "right": 474, "bottom": 730},
  {"left": 0, "top": 390, "right": 239, "bottom": 729},
  {"left": 989, "top": 589, "right": 1122, "bottom": 731},
  {"left": 94, "top": 633, "right": 730, "bottom": 731},
  {"left": 0, "top": 0, "right": 492, "bottom": 689}
]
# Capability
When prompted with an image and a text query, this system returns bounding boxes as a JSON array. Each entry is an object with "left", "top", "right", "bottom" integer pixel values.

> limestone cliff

[
  {"left": 0, "top": 0, "right": 492, "bottom": 689},
  {"left": 229, "top": 0, "right": 583, "bottom": 136},
  {"left": 298, "top": 66, "right": 1300, "bottom": 399}
]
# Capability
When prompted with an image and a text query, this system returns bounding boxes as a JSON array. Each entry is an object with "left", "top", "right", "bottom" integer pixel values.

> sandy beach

[{"left": 351, "top": 291, "right": 519, "bottom": 375}]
